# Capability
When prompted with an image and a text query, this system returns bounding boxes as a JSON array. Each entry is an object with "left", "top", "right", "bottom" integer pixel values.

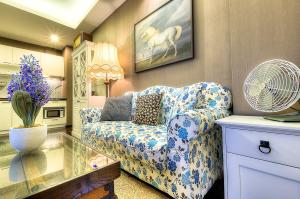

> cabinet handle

[{"left": 258, "top": 140, "right": 271, "bottom": 154}]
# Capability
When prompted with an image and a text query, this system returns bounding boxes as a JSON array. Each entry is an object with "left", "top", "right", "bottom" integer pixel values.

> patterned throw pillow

[{"left": 133, "top": 93, "right": 163, "bottom": 125}]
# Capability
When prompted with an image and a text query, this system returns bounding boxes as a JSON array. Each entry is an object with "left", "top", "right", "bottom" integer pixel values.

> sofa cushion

[
  {"left": 100, "top": 94, "right": 132, "bottom": 121},
  {"left": 133, "top": 93, "right": 163, "bottom": 125},
  {"left": 82, "top": 121, "right": 168, "bottom": 171}
]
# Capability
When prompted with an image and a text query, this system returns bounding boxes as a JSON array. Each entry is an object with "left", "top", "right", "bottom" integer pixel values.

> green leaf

[{"left": 11, "top": 91, "right": 33, "bottom": 127}]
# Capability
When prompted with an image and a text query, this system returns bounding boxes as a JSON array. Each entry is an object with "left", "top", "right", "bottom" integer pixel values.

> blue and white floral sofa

[{"left": 80, "top": 82, "right": 232, "bottom": 199}]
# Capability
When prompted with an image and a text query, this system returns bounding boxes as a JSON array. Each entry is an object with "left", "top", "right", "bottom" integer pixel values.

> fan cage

[{"left": 243, "top": 59, "right": 300, "bottom": 112}]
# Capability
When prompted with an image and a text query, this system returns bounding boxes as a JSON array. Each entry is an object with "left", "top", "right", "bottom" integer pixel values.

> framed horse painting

[{"left": 134, "top": 0, "right": 194, "bottom": 72}]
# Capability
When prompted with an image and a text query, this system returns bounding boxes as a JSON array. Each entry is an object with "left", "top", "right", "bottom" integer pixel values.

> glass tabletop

[{"left": 0, "top": 133, "right": 116, "bottom": 199}]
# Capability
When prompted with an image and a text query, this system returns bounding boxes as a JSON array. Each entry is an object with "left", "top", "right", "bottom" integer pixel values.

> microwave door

[
  {"left": 48, "top": 110, "right": 60, "bottom": 118},
  {"left": 44, "top": 107, "right": 65, "bottom": 119}
]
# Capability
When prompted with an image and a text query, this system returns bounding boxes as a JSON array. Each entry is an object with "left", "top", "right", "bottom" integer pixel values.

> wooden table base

[
  {"left": 27, "top": 162, "right": 120, "bottom": 199},
  {"left": 79, "top": 182, "right": 115, "bottom": 199}
]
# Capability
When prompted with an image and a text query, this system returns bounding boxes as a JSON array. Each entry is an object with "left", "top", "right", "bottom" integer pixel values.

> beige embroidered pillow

[{"left": 133, "top": 93, "right": 163, "bottom": 125}]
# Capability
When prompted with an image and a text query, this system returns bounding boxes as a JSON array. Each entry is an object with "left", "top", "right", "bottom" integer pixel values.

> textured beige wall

[
  {"left": 93, "top": 0, "right": 300, "bottom": 115},
  {"left": 92, "top": 0, "right": 231, "bottom": 95},
  {"left": 230, "top": 0, "right": 300, "bottom": 115}
]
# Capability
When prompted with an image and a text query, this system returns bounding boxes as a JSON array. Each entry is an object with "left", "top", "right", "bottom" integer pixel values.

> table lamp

[{"left": 87, "top": 43, "right": 124, "bottom": 97}]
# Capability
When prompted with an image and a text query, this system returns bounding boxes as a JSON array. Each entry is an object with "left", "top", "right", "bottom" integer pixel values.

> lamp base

[
  {"left": 264, "top": 112, "right": 300, "bottom": 122},
  {"left": 104, "top": 80, "right": 110, "bottom": 97}
]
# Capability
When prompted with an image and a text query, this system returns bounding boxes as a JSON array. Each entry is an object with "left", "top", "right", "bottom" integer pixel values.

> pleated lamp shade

[{"left": 88, "top": 43, "right": 124, "bottom": 80}]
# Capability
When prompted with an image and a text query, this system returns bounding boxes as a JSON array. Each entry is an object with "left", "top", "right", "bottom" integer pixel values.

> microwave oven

[{"left": 43, "top": 107, "right": 65, "bottom": 119}]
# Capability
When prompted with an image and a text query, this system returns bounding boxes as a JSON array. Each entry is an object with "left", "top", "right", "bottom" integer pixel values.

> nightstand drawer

[{"left": 226, "top": 128, "right": 300, "bottom": 168}]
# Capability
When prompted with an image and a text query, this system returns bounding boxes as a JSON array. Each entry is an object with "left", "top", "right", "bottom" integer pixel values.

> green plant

[
  {"left": 11, "top": 91, "right": 41, "bottom": 127},
  {"left": 8, "top": 55, "right": 51, "bottom": 128}
]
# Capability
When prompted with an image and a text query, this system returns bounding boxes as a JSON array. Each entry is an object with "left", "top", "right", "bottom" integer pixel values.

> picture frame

[{"left": 134, "top": 0, "right": 194, "bottom": 72}]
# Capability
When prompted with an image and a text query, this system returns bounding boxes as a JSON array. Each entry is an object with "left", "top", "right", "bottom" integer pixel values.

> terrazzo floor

[
  {"left": 115, "top": 172, "right": 171, "bottom": 199},
  {"left": 114, "top": 171, "right": 224, "bottom": 199}
]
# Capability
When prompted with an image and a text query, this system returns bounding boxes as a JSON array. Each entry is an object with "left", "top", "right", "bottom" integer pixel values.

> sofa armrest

[
  {"left": 167, "top": 108, "right": 230, "bottom": 142},
  {"left": 166, "top": 108, "right": 228, "bottom": 197},
  {"left": 80, "top": 108, "right": 102, "bottom": 124},
  {"left": 166, "top": 108, "right": 229, "bottom": 180}
]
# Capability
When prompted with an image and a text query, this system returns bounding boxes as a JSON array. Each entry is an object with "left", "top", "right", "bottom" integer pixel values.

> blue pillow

[{"left": 100, "top": 94, "right": 133, "bottom": 121}]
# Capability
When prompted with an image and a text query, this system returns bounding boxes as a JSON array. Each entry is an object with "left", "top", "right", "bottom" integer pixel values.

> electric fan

[{"left": 243, "top": 59, "right": 300, "bottom": 122}]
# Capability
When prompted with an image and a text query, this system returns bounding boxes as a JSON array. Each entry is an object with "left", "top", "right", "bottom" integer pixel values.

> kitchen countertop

[
  {"left": 0, "top": 98, "right": 67, "bottom": 101},
  {"left": 49, "top": 98, "right": 67, "bottom": 101}
]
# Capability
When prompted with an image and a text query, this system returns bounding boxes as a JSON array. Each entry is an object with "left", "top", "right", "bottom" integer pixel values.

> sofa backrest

[
  {"left": 194, "top": 82, "right": 232, "bottom": 110},
  {"left": 130, "top": 82, "right": 232, "bottom": 125}
]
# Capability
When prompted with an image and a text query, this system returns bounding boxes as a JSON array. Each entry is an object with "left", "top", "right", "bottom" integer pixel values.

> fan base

[{"left": 264, "top": 113, "right": 300, "bottom": 122}]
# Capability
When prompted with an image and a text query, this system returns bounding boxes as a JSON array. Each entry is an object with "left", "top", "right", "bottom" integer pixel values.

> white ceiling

[
  {"left": 0, "top": 0, "right": 99, "bottom": 29},
  {"left": 0, "top": 0, "right": 126, "bottom": 50}
]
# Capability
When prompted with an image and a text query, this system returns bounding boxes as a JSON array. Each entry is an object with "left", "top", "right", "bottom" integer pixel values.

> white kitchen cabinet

[
  {"left": 1, "top": 45, "right": 64, "bottom": 77},
  {"left": 12, "top": 111, "right": 23, "bottom": 128},
  {"left": 0, "top": 101, "right": 12, "bottom": 131},
  {"left": 12, "top": 47, "right": 41, "bottom": 65},
  {"left": 45, "top": 100, "right": 66, "bottom": 108},
  {"left": 217, "top": 116, "right": 300, "bottom": 199},
  {"left": 0, "top": 45, "right": 13, "bottom": 65},
  {"left": 41, "top": 53, "right": 64, "bottom": 77},
  {"left": 43, "top": 117, "right": 66, "bottom": 126}
]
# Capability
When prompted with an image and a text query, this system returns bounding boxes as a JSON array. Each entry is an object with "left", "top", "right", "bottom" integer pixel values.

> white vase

[{"left": 9, "top": 124, "right": 47, "bottom": 153}]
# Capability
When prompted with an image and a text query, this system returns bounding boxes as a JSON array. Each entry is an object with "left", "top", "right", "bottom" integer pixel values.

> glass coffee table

[{"left": 0, "top": 133, "right": 120, "bottom": 199}]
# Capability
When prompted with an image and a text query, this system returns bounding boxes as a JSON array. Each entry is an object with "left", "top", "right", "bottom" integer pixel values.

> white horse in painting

[{"left": 141, "top": 26, "right": 182, "bottom": 63}]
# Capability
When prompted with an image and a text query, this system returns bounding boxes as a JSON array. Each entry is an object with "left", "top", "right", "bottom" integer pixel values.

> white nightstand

[{"left": 217, "top": 116, "right": 300, "bottom": 199}]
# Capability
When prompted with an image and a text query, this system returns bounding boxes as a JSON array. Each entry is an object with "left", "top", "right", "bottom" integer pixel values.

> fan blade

[
  {"left": 255, "top": 64, "right": 281, "bottom": 86},
  {"left": 257, "top": 88, "right": 273, "bottom": 111},
  {"left": 248, "top": 84, "right": 261, "bottom": 98}
]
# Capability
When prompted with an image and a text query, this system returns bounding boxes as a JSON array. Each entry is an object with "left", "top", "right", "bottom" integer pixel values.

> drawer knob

[{"left": 259, "top": 140, "right": 271, "bottom": 154}]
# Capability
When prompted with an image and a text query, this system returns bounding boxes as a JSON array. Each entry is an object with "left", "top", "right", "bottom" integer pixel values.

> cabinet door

[
  {"left": 72, "top": 101, "right": 88, "bottom": 139},
  {"left": 41, "top": 53, "right": 64, "bottom": 77},
  {"left": 13, "top": 48, "right": 41, "bottom": 65},
  {"left": 227, "top": 153, "right": 300, "bottom": 199},
  {"left": 35, "top": 109, "right": 43, "bottom": 125},
  {"left": 0, "top": 101, "right": 12, "bottom": 131},
  {"left": 73, "top": 55, "right": 80, "bottom": 100},
  {"left": 79, "top": 51, "right": 87, "bottom": 99},
  {"left": 73, "top": 51, "right": 87, "bottom": 100},
  {"left": 0, "top": 45, "right": 13, "bottom": 64},
  {"left": 72, "top": 102, "right": 81, "bottom": 138}
]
